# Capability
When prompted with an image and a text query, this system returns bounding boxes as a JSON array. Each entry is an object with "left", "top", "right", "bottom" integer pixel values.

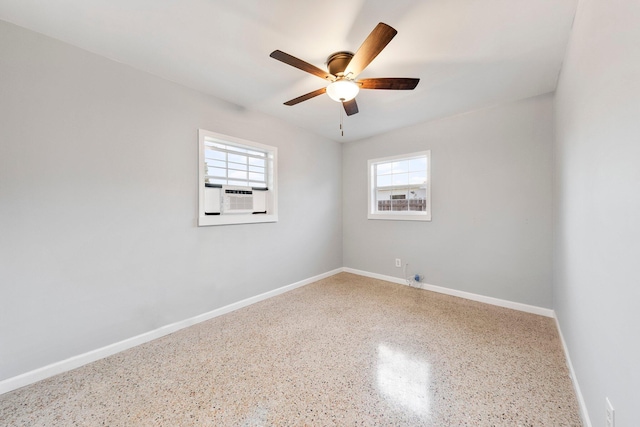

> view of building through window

[
  {"left": 373, "top": 155, "right": 427, "bottom": 212},
  {"left": 368, "top": 150, "right": 431, "bottom": 221}
]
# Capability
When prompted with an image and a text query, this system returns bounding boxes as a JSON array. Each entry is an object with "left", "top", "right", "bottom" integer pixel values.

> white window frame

[
  {"left": 368, "top": 150, "right": 431, "bottom": 221},
  {"left": 198, "top": 129, "right": 278, "bottom": 226}
]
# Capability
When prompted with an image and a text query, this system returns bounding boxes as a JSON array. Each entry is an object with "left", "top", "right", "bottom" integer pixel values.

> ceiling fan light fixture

[{"left": 326, "top": 79, "right": 360, "bottom": 102}]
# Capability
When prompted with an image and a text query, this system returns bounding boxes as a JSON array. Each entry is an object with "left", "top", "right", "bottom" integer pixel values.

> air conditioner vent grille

[{"left": 222, "top": 185, "right": 254, "bottom": 214}]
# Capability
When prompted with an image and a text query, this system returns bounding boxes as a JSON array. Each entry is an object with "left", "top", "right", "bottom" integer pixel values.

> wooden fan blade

[
  {"left": 270, "top": 50, "right": 335, "bottom": 81},
  {"left": 358, "top": 78, "right": 420, "bottom": 90},
  {"left": 344, "top": 23, "right": 397, "bottom": 78},
  {"left": 343, "top": 99, "right": 359, "bottom": 116},
  {"left": 283, "top": 87, "right": 327, "bottom": 106}
]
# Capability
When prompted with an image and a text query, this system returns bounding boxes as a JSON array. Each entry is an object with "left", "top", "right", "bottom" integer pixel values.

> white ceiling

[{"left": 0, "top": 0, "right": 578, "bottom": 142}]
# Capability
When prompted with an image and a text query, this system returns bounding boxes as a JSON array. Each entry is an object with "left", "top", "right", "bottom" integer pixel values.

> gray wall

[
  {"left": 0, "top": 20, "right": 343, "bottom": 381},
  {"left": 343, "top": 94, "right": 555, "bottom": 308},
  {"left": 554, "top": 0, "right": 640, "bottom": 424}
]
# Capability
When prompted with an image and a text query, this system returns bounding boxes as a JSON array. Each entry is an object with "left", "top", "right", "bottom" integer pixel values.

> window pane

[
  {"left": 409, "top": 157, "right": 427, "bottom": 172},
  {"left": 375, "top": 190, "right": 391, "bottom": 200},
  {"left": 409, "top": 171, "right": 426, "bottom": 185},
  {"left": 210, "top": 167, "right": 226, "bottom": 177},
  {"left": 206, "top": 150, "right": 226, "bottom": 161},
  {"left": 392, "top": 160, "right": 408, "bottom": 174},
  {"left": 392, "top": 173, "right": 409, "bottom": 186},
  {"left": 392, "top": 190, "right": 408, "bottom": 199},
  {"left": 209, "top": 159, "right": 226, "bottom": 169},
  {"left": 205, "top": 142, "right": 267, "bottom": 189},
  {"left": 249, "top": 157, "right": 265, "bottom": 167},
  {"left": 376, "top": 162, "right": 392, "bottom": 175},
  {"left": 377, "top": 174, "right": 392, "bottom": 187},
  {"left": 228, "top": 170, "right": 247, "bottom": 180},
  {"left": 391, "top": 198, "right": 408, "bottom": 211},
  {"left": 228, "top": 162, "right": 248, "bottom": 171},
  {"left": 249, "top": 172, "right": 264, "bottom": 182},
  {"left": 368, "top": 151, "right": 430, "bottom": 220},
  {"left": 228, "top": 153, "right": 247, "bottom": 164}
]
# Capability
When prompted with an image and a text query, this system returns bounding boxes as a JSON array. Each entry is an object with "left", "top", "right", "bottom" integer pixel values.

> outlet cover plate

[{"left": 606, "top": 397, "right": 615, "bottom": 427}]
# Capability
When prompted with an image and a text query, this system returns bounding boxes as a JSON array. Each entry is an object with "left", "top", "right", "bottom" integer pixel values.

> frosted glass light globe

[{"left": 326, "top": 79, "right": 360, "bottom": 102}]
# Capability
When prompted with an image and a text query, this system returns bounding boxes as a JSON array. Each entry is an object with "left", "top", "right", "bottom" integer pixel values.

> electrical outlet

[
  {"left": 395, "top": 258, "right": 402, "bottom": 268},
  {"left": 606, "top": 397, "right": 615, "bottom": 427}
]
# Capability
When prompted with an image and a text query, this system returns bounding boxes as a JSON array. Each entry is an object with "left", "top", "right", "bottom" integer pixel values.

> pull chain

[{"left": 339, "top": 102, "right": 344, "bottom": 137}]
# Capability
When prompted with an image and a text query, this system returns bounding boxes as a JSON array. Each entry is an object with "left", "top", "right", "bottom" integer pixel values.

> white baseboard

[
  {"left": 0, "top": 268, "right": 343, "bottom": 395},
  {"left": 553, "top": 316, "right": 592, "bottom": 427},
  {"left": 342, "top": 267, "right": 555, "bottom": 318}
]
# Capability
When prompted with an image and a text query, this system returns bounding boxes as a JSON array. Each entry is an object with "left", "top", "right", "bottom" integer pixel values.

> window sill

[{"left": 368, "top": 212, "right": 431, "bottom": 222}]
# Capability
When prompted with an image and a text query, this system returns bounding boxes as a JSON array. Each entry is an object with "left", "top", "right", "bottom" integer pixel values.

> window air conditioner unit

[{"left": 222, "top": 185, "right": 254, "bottom": 214}]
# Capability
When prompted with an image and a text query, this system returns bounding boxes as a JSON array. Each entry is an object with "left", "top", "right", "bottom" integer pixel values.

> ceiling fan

[{"left": 270, "top": 22, "right": 419, "bottom": 117}]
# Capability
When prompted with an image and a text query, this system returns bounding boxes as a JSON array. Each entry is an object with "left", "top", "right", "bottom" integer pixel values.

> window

[
  {"left": 198, "top": 129, "right": 277, "bottom": 226},
  {"left": 368, "top": 151, "right": 431, "bottom": 221},
  {"left": 204, "top": 140, "right": 268, "bottom": 189}
]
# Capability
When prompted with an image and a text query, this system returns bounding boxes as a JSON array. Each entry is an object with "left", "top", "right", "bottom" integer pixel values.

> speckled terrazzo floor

[{"left": 0, "top": 273, "right": 582, "bottom": 426}]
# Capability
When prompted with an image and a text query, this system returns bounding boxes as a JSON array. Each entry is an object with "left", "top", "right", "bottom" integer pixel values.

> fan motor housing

[{"left": 326, "top": 51, "right": 354, "bottom": 76}]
